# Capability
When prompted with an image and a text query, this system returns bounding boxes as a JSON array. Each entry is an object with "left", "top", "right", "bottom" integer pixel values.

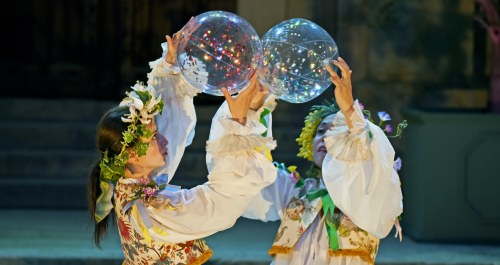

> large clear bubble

[
  {"left": 176, "top": 11, "right": 262, "bottom": 96},
  {"left": 259, "top": 18, "right": 339, "bottom": 103}
]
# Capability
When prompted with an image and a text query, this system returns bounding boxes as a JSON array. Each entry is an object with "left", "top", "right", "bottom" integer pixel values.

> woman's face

[
  {"left": 312, "top": 114, "right": 335, "bottom": 168},
  {"left": 134, "top": 120, "right": 168, "bottom": 169}
]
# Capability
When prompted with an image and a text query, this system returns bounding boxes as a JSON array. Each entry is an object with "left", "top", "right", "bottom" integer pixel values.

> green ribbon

[
  {"left": 95, "top": 180, "right": 115, "bottom": 223},
  {"left": 306, "top": 188, "right": 339, "bottom": 251},
  {"left": 259, "top": 108, "right": 271, "bottom": 137},
  {"left": 294, "top": 177, "right": 305, "bottom": 189}
]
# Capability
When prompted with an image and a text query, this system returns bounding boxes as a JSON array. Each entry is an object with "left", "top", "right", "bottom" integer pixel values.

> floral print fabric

[{"left": 114, "top": 178, "right": 212, "bottom": 265}]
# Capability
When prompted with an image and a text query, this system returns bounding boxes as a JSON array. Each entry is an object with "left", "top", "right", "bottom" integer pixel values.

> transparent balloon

[
  {"left": 176, "top": 11, "right": 262, "bottom": 96},
  {"left": 259, "top": 18, "right": 339, "bottom": 103}
]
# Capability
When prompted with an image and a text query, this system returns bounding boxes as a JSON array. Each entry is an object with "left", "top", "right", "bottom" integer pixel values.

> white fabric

[
  {"left": 206, "top": 94, "right": 277, "bottom": 172},
  {"left": 243, "top": 100, "right": 403, "bottom": 264},
  {"left": 147, "top": 58, "right": 201, "bottom": 181},
  {"left": 323, "top": 100, "right": 403, "bottom": 238},
  {"left": 126, "top": 69, "right": 277, "bottom": 242},
  {"left": 126, "top": 146, "right": 277, "bottom": 243}
]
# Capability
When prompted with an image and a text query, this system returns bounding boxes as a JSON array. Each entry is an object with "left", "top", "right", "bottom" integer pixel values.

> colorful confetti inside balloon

[
  {"left": 176, "top": 11, "right": 262, "bottom": 96},
  {"left": 259, "top": 18, "right": 339, "bottom": 103}
]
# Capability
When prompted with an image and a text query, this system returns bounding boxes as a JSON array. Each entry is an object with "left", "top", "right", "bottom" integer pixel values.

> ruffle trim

[
  {"left": 218, "top": 118, "right": 268, "bottom": 136},
  {"left": 189, "top": 248, "right": 213, "bottom": 265},
  {"left": 147, "top": 58, "right": 201, "bottom": 99},
  {"left": 122, "top": 248, "right": 213, "bottom": 265},
  {"left": 269, "top": 246, "right": 374, "bottom": 264},
  {"left": 329, "top": 249, "right": 374, "bottom": 265},
  {"left": 325, "top": 100, "right": 371, "bottom": 161},
  {"left": 269, "top": 245, "right": 293, "bottom": 256},
  {"left": 206, "top": 134, "right": 276, "bottom": 155}
]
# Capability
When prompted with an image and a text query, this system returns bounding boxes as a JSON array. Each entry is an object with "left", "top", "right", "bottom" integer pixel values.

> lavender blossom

[
  {"left": 393, "top": 157, "right": 402, "bottom": 172},
  {"left": 384, "top": 124, "right": 393, "bottom": 133}
]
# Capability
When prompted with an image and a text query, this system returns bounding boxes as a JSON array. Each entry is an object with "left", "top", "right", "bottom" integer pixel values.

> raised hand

[
  {"left": 326, "top": 57, "right": 354, "bottom": 121},
  {"left": 165, "top": 17, "right": 194, "bottom": 65},
  {"left": 249, "top": 79, "right": 270, "bottom": 111},
  {"left": 165, "top": 33, "right": 180, "bottom": 65},
  {"left": 222, "top": 75, "right": 259, "bottom": 125}
]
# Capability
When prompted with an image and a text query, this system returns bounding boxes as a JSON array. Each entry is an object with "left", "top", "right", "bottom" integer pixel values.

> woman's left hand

[{"left": 325, "top": 57, "right": 354, "bottom": 118}]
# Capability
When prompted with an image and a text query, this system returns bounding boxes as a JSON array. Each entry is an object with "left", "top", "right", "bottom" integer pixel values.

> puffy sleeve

[
  {"left": 242, "top": 166, "right": 297, "bottom": 222},
  {"left": 322, "top": 100, "right": 403, "bottom": 239},
  {"left": 147, "top": 54, "right": 202, "bottom": 180},
  {"left": 206, "top": 95, "right": 295, "bottom": 222},
  {"left": 128, "top": 95, "right": 278, "bottom": 243}
]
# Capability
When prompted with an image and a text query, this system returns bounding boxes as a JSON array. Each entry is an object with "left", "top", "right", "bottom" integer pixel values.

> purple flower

[
  {"left": 358, "top": 102, "right": 365, "bottom": 110},
  {"left": 393, "top": 157, "right": 402, "bottom": 172},
  {"left": 384, "top": 124, "right": 393, "bottom": 133},
  {"left": 378, "top": 111, "right": 391, "bottom": 122},
  {"left": 289, "top": 172, "right": 299, "bottom": 184}
]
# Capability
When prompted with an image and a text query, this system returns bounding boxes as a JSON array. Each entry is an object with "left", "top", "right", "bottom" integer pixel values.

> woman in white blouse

[{"left": 88, "top": 29, "right": 278, "bottom": 264}]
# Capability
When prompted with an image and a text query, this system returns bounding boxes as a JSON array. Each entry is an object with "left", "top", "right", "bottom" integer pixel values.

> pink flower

[
  {"left": 289, "top": 172, "right": 299, "bottom": 184},
  {"left": 138, "top": 177, "right": 150, "bottom": 185},
  {"left": 358, "top": 102, "right": 365, "bottom": 110},
  {"left": 384, "top": 124, "right": 393, "bottom": 133},
  {"left": 142, "top": 187, "right": 159, "bottom": 198}
]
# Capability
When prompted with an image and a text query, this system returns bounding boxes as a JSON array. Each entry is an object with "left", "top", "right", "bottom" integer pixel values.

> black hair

[{"left": 88, "top": 106, "right": 129, "bottom": 247}]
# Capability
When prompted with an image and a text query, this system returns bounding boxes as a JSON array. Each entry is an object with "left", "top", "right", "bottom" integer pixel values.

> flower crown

[
  {"left": 296, "top": 101, "right": 408, "bottom": 162},
  {"left": 296, "top": 100, "right": 340, "bottom": 161},
  {"left": 95, "top": 81, "right": 164, "bottom": 223}
]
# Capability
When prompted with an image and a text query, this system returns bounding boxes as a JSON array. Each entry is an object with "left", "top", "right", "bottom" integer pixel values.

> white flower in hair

[{"left": 119, "top": 82, "right": 163, "bottom": 124}]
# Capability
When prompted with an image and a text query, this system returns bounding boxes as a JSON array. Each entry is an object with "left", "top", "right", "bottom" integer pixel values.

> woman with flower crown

[
  {"left": 209, "top": 57, "right": 404, "bottom": 265},
  {"left": 87, "top": 25, "right": 277, "bottom": 264}
]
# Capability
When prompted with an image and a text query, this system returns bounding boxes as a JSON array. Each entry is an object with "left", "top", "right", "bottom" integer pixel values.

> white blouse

[
  {"left": 117, "top": 56, "right": 278, "bottom": 247},
  {"left": 241, "top": 100, "right": 403, "bottom": 265}
]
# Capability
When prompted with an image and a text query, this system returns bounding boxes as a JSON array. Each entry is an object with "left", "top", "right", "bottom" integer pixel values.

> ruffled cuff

[
  {"left": 147, "top": 58, "right": 202, "bottom": 99},
  {"left": 323, "top": 100, "right": 371, "bottom": 161},
  {"left": 206, "top": 116, "right": 276, "bottom": 155},
  {"left": 247, "top": 94, "right": 278, "bottom": 122}
]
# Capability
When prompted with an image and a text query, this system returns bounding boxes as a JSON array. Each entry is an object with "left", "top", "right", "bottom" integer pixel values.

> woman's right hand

[
  {"left": 222, "top": 75, "right": 259, "bottom": 125},
  {"left": 165, "top": 17, "right": 194, "bottom": 65},
  {"left": 165, "top": 33, "right": 180, "bottom": 65}
]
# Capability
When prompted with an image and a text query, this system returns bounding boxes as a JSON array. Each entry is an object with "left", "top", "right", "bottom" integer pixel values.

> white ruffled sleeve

[
  {"left": 206, "top": 94, "right": 278, "bottom": 171},
  {"left": 147, "top": 57, "right": 202, "bottom": 180},
  {"left": 129, "top": 99, "right": 278, "bottom": 243},
  {"left": 205, "top": 95, "right": 293, "bottom": 222},
  {"left": 322, "top": 100, "right": 403, "bottom": 239}
]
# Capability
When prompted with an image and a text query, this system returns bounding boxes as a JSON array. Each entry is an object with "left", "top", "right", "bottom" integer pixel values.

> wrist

[
  {"left": 230, "top": 117, "right": 247, "bottom": 126},
  {"left": 166, "top": 55, "right": 176, "bottom": 65},
  {"left": 341, "top": 105, "right": 354, "bottom": 118}
]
